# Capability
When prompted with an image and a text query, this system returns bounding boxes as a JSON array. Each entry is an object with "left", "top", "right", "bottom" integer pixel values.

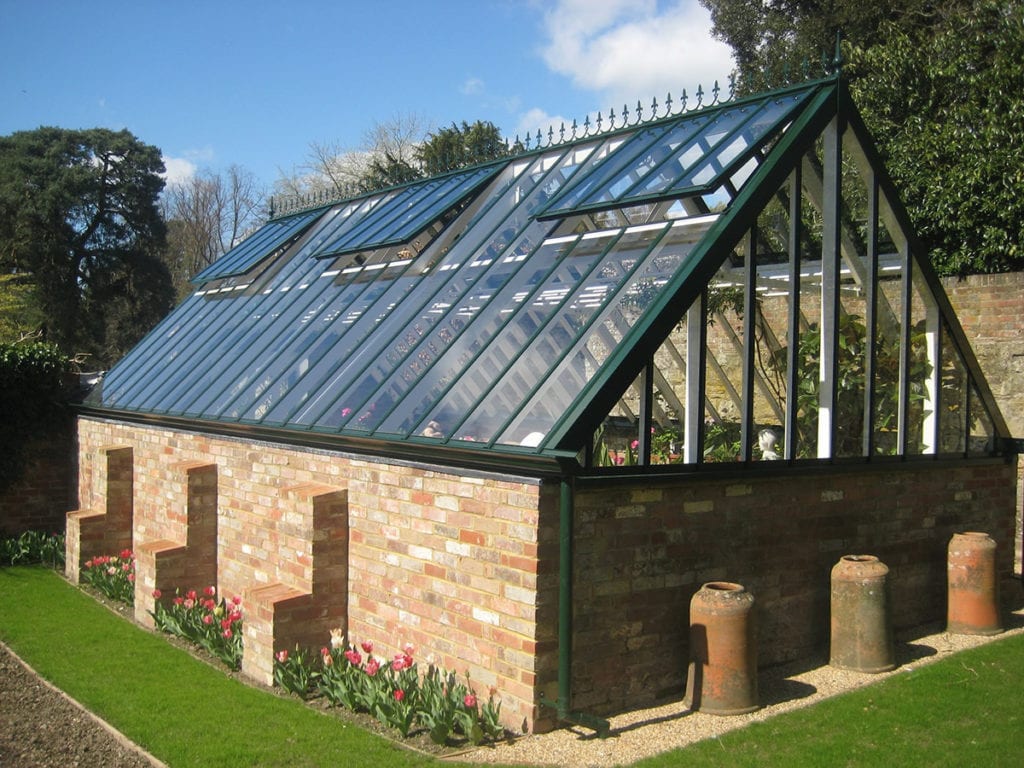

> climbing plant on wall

[{"left": 0, "top": 340, "right": 70, "bottom": 491}]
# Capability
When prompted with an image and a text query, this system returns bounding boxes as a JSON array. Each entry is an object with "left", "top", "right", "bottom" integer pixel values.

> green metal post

[
  {"left": 558, "top": 476, "right": 573, "bottom": 715},
  {"left": 540, "top": 476, "right": 610, "bottom": 736}
]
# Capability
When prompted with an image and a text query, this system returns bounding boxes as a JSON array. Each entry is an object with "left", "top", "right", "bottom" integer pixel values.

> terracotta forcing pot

[
  {"left": 829, "top": 555, "right": 895, "bottom": 673},
  {"left": 947, "top": 531, "right": 1003, "bottom": 635},
  {"left": 684, "top": 581, "right": 758, "bottom": 715}
]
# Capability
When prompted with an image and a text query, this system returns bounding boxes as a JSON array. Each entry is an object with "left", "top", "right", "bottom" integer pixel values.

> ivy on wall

[{"left": 0, "top": 341, "right": 71, "bottom": 491}]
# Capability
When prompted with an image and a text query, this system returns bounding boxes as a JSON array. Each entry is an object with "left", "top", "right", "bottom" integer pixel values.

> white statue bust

[{"left": 758, "top": 428, "right": 779, "bottom": 460}]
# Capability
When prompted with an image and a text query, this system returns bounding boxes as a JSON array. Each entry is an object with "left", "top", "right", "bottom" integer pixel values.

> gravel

[
  {"left": 460, "top": 603, "right": 1024, "bottom": 768},
  {"left": 0, "top": 644, "right": 160, "bottom": 768},
  {"left": 1, "top": 601, "right": 1020, "bottom": 768}
]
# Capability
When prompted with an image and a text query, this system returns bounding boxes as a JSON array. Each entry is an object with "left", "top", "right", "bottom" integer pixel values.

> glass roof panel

[
  {"left": 538, "top": 85, "right": 818, "bottom": 219},
  {"left": 312, "top": 165, "right": 501, "bottom": 258},
  {"left": 191, "top": 208, "right": 323, "bottom": 284},
  {"left": 493, "top": 216, "right": 715, "bottom": 448},
  {"left": 290, "top": 147, "right": 591, "bottom": 431}
]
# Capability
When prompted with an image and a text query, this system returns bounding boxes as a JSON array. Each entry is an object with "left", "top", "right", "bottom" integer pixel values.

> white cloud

[
  {"left": 538, "top": 0, "right": 734, "bottom": 107},
  {"left": 460, "top": 77, "right": 485, "bottom": 96},
  {"left": 514, "top": 107, "right": 574, "bottom": 147},
  {"left": 162, "top": 156, "right": 197, "bottom": 187},
  {"left": 161, "top": 146, "right": 217, "bottom": 187}
]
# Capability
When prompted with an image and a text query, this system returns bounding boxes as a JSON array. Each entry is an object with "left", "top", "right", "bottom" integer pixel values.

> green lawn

[{"left": 2, "top": 566, "right": 1022, "bottom": 767}]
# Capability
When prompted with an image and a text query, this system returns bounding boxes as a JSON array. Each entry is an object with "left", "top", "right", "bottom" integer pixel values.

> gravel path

[
  {"left": 459, "top": 604, "right": 1024, "bottom": 767},
  {"left": 1, "top": 603, "right": 1020, "bottom": 768},
  {"left": 0, "top": 643, "right": 161, "bottom": 768}
]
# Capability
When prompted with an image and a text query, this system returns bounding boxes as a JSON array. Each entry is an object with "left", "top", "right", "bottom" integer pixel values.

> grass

[
  {"left": 1, "top": 565, "right": 1022, "bottom": 767},
  {"left": 637, "top": 631, "right": 1024, "bottom": 768},
  {"left": 0, "top": 567, "right": 437, "bottom": 768}
]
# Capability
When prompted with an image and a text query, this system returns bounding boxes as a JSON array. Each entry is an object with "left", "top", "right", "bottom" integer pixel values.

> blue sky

[{"left": 0, "top": 0, "right": 733, "bottom": 191}]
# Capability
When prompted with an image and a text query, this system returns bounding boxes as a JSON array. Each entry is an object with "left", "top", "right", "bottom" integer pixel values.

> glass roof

[
  {"left": 536, "top": 86, "right": 816, "bottom": 219},
  {"left": 85, "top": 77, "right": 1006, "bottom": 470},
  {"left": 191, "top": 208, "right": 322, "bottom": 284},
  {"left": 311, "top": 164, "right": 501, "bottom": 259}
]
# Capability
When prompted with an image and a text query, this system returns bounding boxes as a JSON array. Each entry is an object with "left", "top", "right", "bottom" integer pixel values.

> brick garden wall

[
  {"left": 0, "top": 418, "right": 76, "bottom": 537},
  {"left": 74, "top": 416, "right": 556, "bottom": 732},
  {"left": 942, "top": 273, "right": 1024, "bottom": 438},
  {"left": 941, "top": 272, "right": 1024, "bottom": 570},
  {"left": 569, "top": 459, "right": 1018, "bottom": 716}
]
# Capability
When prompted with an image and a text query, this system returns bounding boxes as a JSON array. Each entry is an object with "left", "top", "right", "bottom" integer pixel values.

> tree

[
  {"left": 0, "top": 273, "right": 45, "bottom": 343},
  {"left": 162, "top": 165, "right": 264, "bottom": 298},
  {"left": 416, "top": 120, "right": 508, "bottom": 176},
  {"left": 701, "top": 0, "right": 1024, "bottom": 275},
  {"left": 846, "top": 2, "right": 1024, "bottom": 274},
  {"left": 699, "top": 1, "right": 971, "bottom": 89},
  {"left": 275, "top": 113, "right": 431, "bottom": 200},
  {"left": 0, "top": 127, "right": 173, "bottom": 365},
  {"left": 274, "top": 116, "right": 510, "bottom": 208}
]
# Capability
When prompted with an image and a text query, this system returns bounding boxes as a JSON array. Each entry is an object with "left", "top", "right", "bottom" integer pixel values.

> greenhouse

[{"left": 67, "top": 73, "right": 1017, "bottom": 732}]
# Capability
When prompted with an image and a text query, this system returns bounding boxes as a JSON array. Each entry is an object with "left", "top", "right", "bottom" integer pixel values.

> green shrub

[{"left": 0, "top": 340, "right": 71, "bottom": 490}]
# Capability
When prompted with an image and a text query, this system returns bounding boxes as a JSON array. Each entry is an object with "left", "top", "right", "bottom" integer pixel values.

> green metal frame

[{"left": 84, "top": 75, "right": 1009, "bottom": 477}]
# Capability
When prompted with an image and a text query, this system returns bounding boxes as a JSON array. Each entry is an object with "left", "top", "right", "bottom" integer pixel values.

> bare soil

[{"left": 0, "top": 644, "right": 155, "bottom": 768}]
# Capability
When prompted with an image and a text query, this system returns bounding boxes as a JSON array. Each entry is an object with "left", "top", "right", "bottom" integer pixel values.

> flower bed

[
  {"left": 82, "top": 550, "right": 135, "bottom": 604},
  {"left": 275, "top": 632, "right": 505, "bottom": 746},
  {"left": 150, "top": 587, "right": 244, "bottom": 670},
  {"left": 70, "top": 551, "right": 507, "bottom": 747}
]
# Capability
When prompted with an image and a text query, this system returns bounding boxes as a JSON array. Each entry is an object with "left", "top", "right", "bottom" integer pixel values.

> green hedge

[{"left": 0, "top": 340, "right": 70, "bottom": 491}]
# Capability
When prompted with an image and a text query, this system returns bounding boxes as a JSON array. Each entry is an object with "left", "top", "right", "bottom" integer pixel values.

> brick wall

[
  {"left": 0, "top": 418, "right": 76, "bottom": 537},
  {"left": 942, "top": 272, "right": 1024, "bottom": 571},
  {"left": 74, "top": 416, "right": 551, "bottom": 731},
  {"left": 569, "top": 459, "right": 1018, "bottom": 716},
  {"left": 942, "top": 272, "right": 1024, "bottom": 437}
]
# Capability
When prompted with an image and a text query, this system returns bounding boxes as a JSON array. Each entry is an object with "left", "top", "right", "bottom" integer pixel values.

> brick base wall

[
  {"left": 569, "top": 460, "right": 1018, "bottom": 716},
  {"left": 73, "top": 416, "right": 550, "bottom": 732}
]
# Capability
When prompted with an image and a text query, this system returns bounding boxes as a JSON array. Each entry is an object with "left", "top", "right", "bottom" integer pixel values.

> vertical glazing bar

[
  {"left": 923, "top": 300, "right": 941, "bottom": 454},
  {"left": 863, "top": 174, "right": 879, "bottom": 457},
  {"left": 741, "top": 228, "right": 757, "bottom": 461},
  {"left": 785, "top": 168, "right": 802, "bottom": 461},
  {"left": 963, "top": 373, "right": 973, "bottom": 458},
  {"left": 638, "top": 360, "right": 654, "bottom": 465},
  {"left": 897, "top": 243, "right": 912, "bottom": 456},
  {"left": 819, "top": 116, "right": 842, "bottom": 459},
  {"left": 684, "top": 293, "right": 706, "bottom": 464}
]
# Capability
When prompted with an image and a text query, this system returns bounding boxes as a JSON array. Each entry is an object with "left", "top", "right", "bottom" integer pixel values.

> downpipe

[{"left": 538, "top": 476, "right": 610, "bottom": 737}]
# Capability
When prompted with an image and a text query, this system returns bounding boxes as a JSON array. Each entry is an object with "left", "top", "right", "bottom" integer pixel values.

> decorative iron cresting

[{"left": 269, "top": 53, "right": 842, "bottom": 220}]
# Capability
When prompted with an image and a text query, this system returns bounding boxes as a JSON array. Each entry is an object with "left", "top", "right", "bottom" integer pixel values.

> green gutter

[{"left": 74, "top": 405, "right": 571, "bottom": 479}]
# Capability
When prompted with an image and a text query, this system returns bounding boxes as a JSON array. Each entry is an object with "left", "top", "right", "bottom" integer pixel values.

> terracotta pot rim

[
  {"left": 702, "top": 581, "right": 745, "bottom": 592},
  {"left": 840, "top": 554, "right": 879, "bottom": 563}
]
